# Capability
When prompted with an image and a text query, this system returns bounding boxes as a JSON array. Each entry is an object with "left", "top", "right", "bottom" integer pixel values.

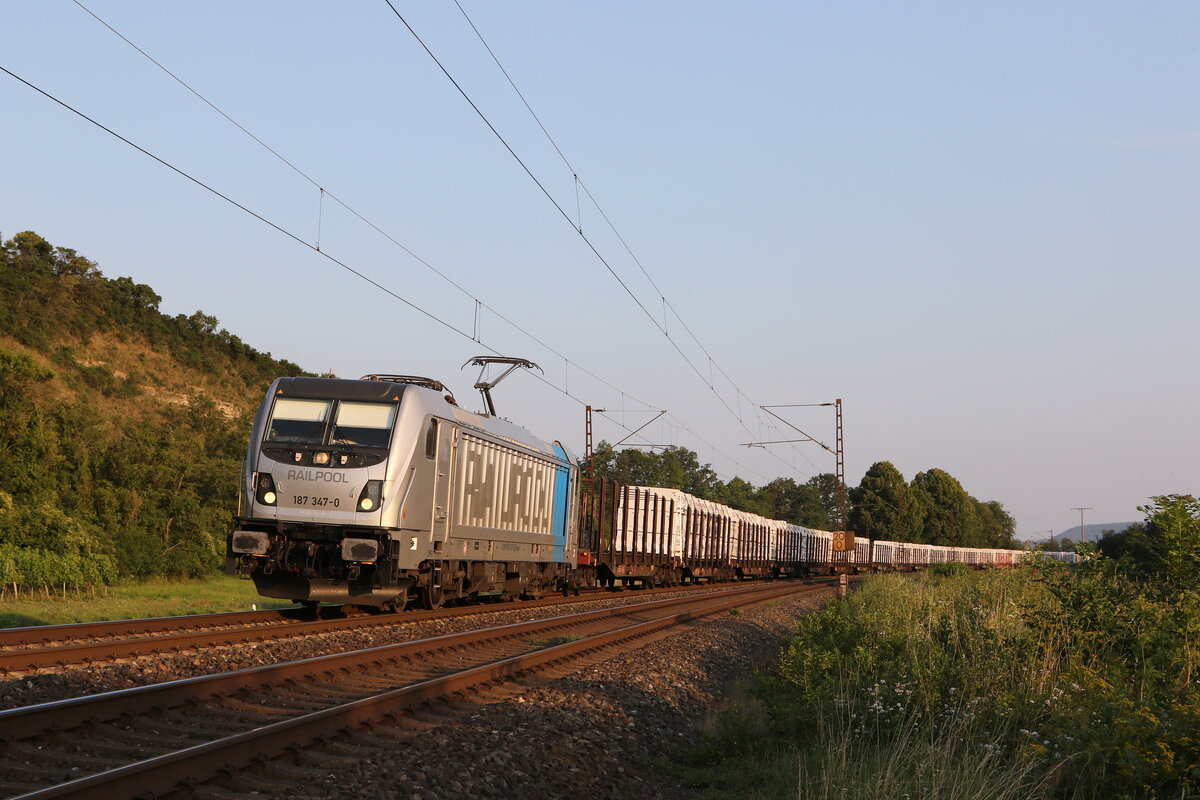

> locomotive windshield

[
  {"left": 265, "top": 398, "right": 397, "bottom": 449},
  {"left": 266, "top": 398, "right": 330, "bottom": 444},
  {"left": 331, "top": 401, "right": 397, "bottom": 448}
]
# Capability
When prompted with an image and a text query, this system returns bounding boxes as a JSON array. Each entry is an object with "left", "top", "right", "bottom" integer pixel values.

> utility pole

[
  {"left": 1037, "top": 530, "right": 1056, "bottom": 549},
  {"left": 585, "top": 406, "right": 598, "bottom": 480},
  {"left": 743, "top": 400, "right": 849, "bottom": 552},
  {"left": 834, "top": 398, "right": 847, "bottom": 536},
  {"left": 585, "top": 406, "right": 667, "bottom": 479},
  {"left": 1070, "top": 507, "right": 1093, "bottom": 544}
]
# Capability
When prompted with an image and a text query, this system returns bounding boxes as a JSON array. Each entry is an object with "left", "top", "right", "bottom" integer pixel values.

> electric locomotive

[{"left": 226, "top": 372, "right": 580, "bottom": 610}]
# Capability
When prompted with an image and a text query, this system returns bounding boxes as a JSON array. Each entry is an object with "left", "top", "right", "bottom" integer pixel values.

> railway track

[
  {"left": 0, "top": 579, "right": 828, "bottom": 799},
  {"left": 0, "top": 579, "right": 832, "bottom": 674}
]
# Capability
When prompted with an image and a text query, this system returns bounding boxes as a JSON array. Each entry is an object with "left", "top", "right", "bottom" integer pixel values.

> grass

[
  {"left": 672, "top": 548, "right": 1200, "bottom": 799},
  {"left": 669, "top": 568, "right": 1079, "bottom": 799},
  {"left": 0, "top": 574, "right": 291, "bottom": 628}
]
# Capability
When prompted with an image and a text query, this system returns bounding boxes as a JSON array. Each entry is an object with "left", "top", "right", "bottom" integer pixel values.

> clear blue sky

[{"left": 3, "top": 1, "right": 1197, "bottom": 539}]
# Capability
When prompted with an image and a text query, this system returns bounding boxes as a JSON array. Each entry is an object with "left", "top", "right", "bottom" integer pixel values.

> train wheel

[
  {"left": 382, "top": 587, "right": 409, "bottom": 613},
  {"left": 298, "top": 600, "right": 320, "bottom": 619},
  {"left": 419, "top": 583, "right": 444, "bottom": 610}
]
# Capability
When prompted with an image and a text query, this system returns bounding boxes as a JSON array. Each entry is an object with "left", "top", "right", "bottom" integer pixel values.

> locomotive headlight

[
  {"left": 256, "top": 473, "right": 278, "bottom": 506},
  {"left": 313, "top": 452, "right": 330, "bottom": 465},
  {"left": 357, "top": 480, "right": 383, "bottom": 512}
]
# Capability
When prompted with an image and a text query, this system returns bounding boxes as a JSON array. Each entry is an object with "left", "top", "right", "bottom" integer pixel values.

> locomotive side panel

[{"left": 449, "top": 430, "right": 561, "bottom": 560}]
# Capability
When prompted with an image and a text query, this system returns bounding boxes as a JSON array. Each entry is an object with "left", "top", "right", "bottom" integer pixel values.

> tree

[
  {"left": 589, "top": 443, "right": 723, "bottom": 501},
  {"left": 849, "top": 461, "right": 915, "bottom": 541},
  {"left": 791, "top": 474, "right": 839, "bottom": 530},
  {"left": 760, "top": 478, "right": 799, "bottom": 522},
  {"left": 1096, "top": 523, "right": 1151, "bottom": 565},
  {"left": 911, "top": 468, "right": 982, "bottom": 546},
  {"left": 6, "top": 231, "right": 55, "bottom": 275},
  {"left": 976, "top": 499, "right": 1018, "bottom": 548},
  {"left": 1140, "top": 494, "right": 1200, "bottom": 588},
  {"left": 722, "top": 476, "right": 766, "bottom": 515}
]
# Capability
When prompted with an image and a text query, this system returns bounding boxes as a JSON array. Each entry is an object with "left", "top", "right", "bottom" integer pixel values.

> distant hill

[
  {"left": 1027, "top": 522, "right": 1139, "bottom": 547},
  {"left": 1058, "top": 522, "right": 1139, "bottom": 542},
  {"left": 0, "top": 230, "right": 307, "bottom": 584}
]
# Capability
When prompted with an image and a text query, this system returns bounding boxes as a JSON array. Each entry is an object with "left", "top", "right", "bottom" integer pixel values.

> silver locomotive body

[{"left": 227, "top": 376, "right": 580, "bottom": 609}]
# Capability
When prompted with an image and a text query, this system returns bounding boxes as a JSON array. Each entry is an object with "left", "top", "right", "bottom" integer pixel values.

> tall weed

[{"left": 679, "top": 496, "right": 1200, "bottom": 800}]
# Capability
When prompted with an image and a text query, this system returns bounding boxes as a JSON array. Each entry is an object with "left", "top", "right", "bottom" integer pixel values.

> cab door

[{"left": 431, "top": 422, "right": 458, "bottom": 542}]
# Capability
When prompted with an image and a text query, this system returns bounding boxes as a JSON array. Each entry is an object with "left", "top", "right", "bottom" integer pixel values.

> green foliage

[
  {"left": 927, "top": 560, "right": 970, "bottom": 577},
  {"left": 0, "top": 230, "right": 304, "bottom": 389},
  {"left": 675, "top": 570, "right": 1052, "bottom": 799},
  {"left": 589, "top": 442, "right": 725, "bottom": 500},
  {"left": 1016, "top": 498, "right": 1200, "bottom": 796},
  {"left": 977, "top": 499, "right": 1020, "bottom": 549},
  {"left": 680, "top": 494, "right": 1200, "bottom": 800},
  {"left": 0, "top": 500, "right": 117, "bottom": 590},
  {"left": 911, "top": 468, "right": 984, "bottom": 546},
  {"left": 0, "top": 231, "right": 308, "bottom": 582},
  {"left": 848, "top": 461, "right": 913, "bottom": 540},
  {"left": 1141, "top": 494, "right": 1200, "bottom": 587},
  {"left": 0, "top": 501, "right": 103, "bottom": 554},
  {"left": 1096, "top": 523, "right": 1150, "bottom": 564},
  {"left": 849, "top": 461, "right": 1014, "bottom": 547}
]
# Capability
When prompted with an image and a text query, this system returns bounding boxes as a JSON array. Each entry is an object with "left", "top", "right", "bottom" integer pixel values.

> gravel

[
  {"left": 0, "top": 586, "right": 808, "bottom": 710},
  {"left": 0, "top": 586, "right": 833, "bottom": 799},
  {"left": 239, "top": 587, "right": 833, "bottom": 800}
]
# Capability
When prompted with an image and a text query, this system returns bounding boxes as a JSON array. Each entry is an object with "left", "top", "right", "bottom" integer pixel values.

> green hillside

[{"left": 0, "top": 230, "right": 306, "bottom": 587}]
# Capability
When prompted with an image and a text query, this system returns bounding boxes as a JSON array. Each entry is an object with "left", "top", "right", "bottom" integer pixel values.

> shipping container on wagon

[
  {"left": 674, "top": 491, "right": 737, "bottom": 582},
  {"left": 852, "top": 536, "right": 872, "bottom": 566},
  {"left": 732, "top": 508, "right": 773, "bottom": 578},
  {"left": 604, "top": 485, "right": 678, "bottom": 585},
  {"left": 640, "top": 486, "right": 740, "bottom": 583},
  {"left": 804, "top": 528, "right": 834, "bottom": 573},
  {"left": 872, "top": 540, "right": 898, "bottom": 567},
  {"left": 775, "top": 523, "right": 805, "bottom": 575},
  {"left": 909, "top": 542, "right": 933, "bottom": 566},
  {"left": 578, "top": 481, "right": 742, "bottom": 587}
]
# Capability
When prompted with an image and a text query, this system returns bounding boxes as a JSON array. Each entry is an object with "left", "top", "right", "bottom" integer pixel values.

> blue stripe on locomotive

[{"left": 550, "top": 444, "right": 571, "bottom": 562}]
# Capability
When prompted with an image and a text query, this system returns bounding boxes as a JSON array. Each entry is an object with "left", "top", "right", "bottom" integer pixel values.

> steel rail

[
  {"left": 0, "top": 580, "right": 821, "bottom": 739},
  {"left": 0, "top": 579, "right": 832, "bottom": 673},
  {"left": 0, "top": 609, "right": 296, "bottom": 648},
  {"left": 7, "top": 580, "right": 818, "bottom": 800}
]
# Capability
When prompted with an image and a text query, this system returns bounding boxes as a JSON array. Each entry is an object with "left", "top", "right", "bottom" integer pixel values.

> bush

[
  {"left": 0, "top": 544, "right": 116, "bottom": 591},
  {"left": 928, "top": 561, "right": 970, "bottom": 577},
  {"left": 0, "top": 502, "right": 105, "bottom": 555},
  {"left": 681, "top": 495, "right": 1200, "bottom": 800}
]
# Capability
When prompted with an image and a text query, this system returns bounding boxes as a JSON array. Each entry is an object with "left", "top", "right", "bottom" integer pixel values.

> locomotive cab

[{"left": 227, "top": 374, "right": 581, "bottom": 610}]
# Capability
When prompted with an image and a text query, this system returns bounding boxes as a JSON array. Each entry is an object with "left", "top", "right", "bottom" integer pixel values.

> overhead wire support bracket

[
  {"left": 612, "top": 409, "right": 668, "bottom": 448},
  {"left": 740, "top": 438, "right": 818, "bottom": 447},
  {"left": 749, "top": 405, "right": 836, "bottom": 456},
  {"left": 462, "top": 356, "right": 541, "bottom": 417}
]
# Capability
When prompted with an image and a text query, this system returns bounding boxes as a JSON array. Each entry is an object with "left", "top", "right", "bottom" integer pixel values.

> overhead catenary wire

[
  {"left": 449, "top": 1, "right": 817, "bottom": 476},
  {"left": 0, "top": 61, "right": 768, "bottom": 484},
  {"left": 450, "top": 0, "right": 808, "bottom": 459},
  {"left": 64, "top": 1, "right": 772, "bottom": 481},
  {"left": 387, "top": 1, "right": 813, "bottom": 479}
]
